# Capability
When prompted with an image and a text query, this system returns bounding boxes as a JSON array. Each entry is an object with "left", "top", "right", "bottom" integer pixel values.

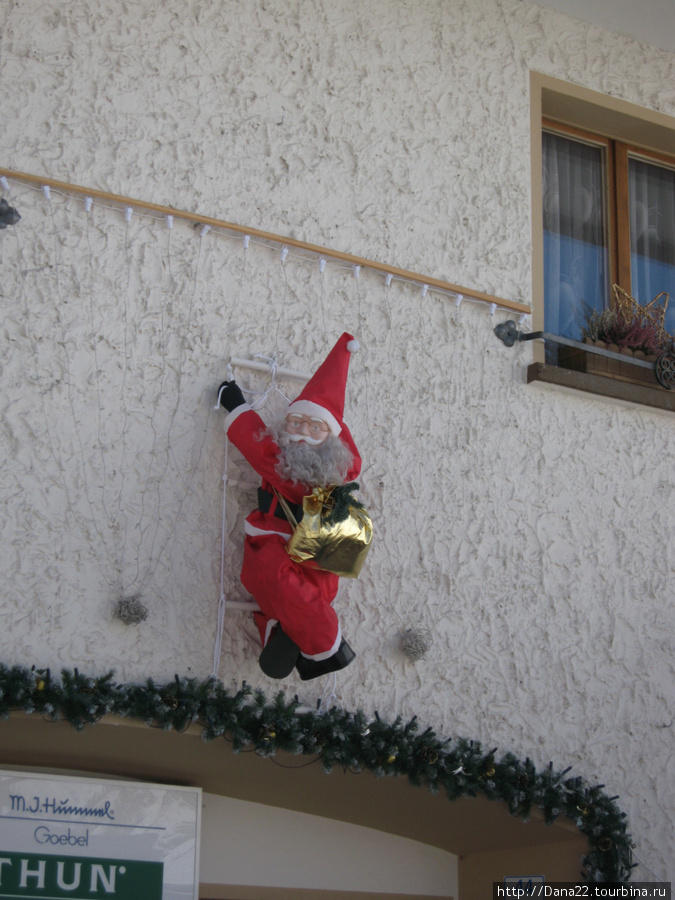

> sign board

[{"left": 0, "top": 770, "right": 201, "bottom": 899}]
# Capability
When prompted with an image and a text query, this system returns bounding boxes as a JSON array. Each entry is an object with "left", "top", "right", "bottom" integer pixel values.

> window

[
  {"left": 527, "top": 74, "right": 675, "bottom": 409},
  {"left": 542, "top": 120, "right": 675, "bottom": 342}
]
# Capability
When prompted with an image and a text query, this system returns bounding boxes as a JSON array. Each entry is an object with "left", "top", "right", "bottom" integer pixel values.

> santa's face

[
  {"left": 272, "top": 415, "right": 352, "bottom": 486},
  {"left": 282, "top": 413, "right": 331, "bottom": 445}
]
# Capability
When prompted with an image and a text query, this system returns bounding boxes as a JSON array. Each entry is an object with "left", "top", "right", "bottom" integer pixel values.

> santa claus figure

[{"left": 219, "top": 333, "right": 362, "bottom": 681}]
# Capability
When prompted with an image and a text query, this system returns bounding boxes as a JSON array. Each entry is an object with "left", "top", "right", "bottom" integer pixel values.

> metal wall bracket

[{"left": 493, "top": 320, "right": 521, "bottom": 347}]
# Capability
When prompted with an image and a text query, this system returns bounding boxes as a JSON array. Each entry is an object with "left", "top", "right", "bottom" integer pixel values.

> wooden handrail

[{"left": 0, "top": 167, "right": 531, "bottom": 315}]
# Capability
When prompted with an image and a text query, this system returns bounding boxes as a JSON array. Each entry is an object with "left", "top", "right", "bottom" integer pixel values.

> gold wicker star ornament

[{"left": 613, "top": 284, "right": 671, "bottom": 342}]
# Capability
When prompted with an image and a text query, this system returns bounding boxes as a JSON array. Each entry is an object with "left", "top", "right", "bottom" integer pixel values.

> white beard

[{"left": 269, "top": 424, "right": 353, "bottom": 487}]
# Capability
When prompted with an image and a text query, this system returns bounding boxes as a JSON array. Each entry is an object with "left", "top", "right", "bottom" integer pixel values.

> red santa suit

[{"left": 223, "top": 333, "right": 362, "bottom": 661}]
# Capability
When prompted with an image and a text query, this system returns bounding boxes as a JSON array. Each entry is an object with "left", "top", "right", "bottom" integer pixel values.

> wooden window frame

[{"left": 542, "top": 119, "right": 675, "bottom": 313}]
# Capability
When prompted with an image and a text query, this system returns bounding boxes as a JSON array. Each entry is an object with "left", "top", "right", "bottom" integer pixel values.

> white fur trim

[
  {"left": 299, "top": 625, "right": 342, "bottom": 661},
  {"left": 224, "top": 402, "right": 252, "bottom": 432},
  {"left": 263, "top": 619, "right": 279, "bottom": 647},
  {"left": 287, "top": 399, "right": 341, "bottom": 436},
  {"left": 346, "top": 339, "right": 360, "bottom": 352},
  {"left": 245, "top": 521, "right": 291, "bottom": 541}
]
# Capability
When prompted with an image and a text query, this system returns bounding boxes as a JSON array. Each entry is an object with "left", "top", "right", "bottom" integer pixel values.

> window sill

[{"left": 527, "top": 363, "right": 675, "bottom": 413}]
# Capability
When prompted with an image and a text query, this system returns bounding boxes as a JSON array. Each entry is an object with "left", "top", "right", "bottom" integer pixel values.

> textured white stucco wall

[{"left": 1, "top": 0, "right": 674, "bottom": 883}]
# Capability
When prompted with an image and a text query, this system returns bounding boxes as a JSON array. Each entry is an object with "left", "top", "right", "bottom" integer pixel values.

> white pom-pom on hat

[{"left": 347, "top": 339, "right": 360, "bottom": 353}]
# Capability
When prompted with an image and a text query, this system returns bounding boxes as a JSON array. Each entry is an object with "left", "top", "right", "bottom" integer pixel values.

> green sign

[
  {"left": 1, "top": 771, "right": 200, "bottom": 899},
  {"left": 0, "top": 851, "right": 163, "bottom": 899}
]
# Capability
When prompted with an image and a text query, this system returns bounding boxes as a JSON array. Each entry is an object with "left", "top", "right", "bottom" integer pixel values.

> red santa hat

[{"left": 286, "top": 332, "right": 359, "bottom": 436}]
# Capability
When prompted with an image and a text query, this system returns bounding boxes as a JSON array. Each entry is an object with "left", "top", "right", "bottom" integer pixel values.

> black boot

[
  {"left": 295, "top": 640, "right": 356, "bottom": 681},
  {"left": 259, "top": 626, "right": 301, "bottom": 679}
]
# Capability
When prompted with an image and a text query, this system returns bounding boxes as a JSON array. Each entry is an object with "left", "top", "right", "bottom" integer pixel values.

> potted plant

[{"left": 560, "top": 286, "right": 673, "bottom": 387}]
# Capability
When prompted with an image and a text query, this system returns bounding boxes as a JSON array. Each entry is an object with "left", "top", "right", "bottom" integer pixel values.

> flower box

[{"left": 558, "top": 340, "right": 662, "bottom": 389}]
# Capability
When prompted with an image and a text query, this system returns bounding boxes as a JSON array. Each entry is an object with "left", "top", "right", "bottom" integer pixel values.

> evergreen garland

[
  {"left": 323, "top": 481, "right": 365, "bottom": 525},
  {"left": 0, "top": 662, "right": 634, "bottom": 881}
]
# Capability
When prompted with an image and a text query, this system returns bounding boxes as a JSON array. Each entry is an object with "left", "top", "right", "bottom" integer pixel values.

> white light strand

[
  {"left": 318, "top": 671, "right": 337, "bottom": 712},
  {"left": 2, "top": 174, "right": 529, "bottom": 320},
  {"left": 628, "top": 848, "right": 669, "bottom": 884},
  {"left": 84, "top": 196, "right": 93, "bottom": 212}
]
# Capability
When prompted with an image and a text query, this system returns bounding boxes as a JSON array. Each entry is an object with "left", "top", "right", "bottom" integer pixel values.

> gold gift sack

[{"left": 275, "top": 484, "right": 372, "bottom": 578}]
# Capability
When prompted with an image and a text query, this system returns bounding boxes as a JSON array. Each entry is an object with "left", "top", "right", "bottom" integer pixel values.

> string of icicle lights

[{"left": 0, "top": 169, "right": 530, "bottom": 324}]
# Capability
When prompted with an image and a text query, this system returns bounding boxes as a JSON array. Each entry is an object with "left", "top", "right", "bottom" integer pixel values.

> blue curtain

[{"left": 629, "top": 157, "right": 675, "bottom": 335}]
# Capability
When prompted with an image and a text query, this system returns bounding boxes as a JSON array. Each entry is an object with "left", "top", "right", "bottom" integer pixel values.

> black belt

[{"left": 258, "top": 488, "right": 303, "bottom": 523}]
